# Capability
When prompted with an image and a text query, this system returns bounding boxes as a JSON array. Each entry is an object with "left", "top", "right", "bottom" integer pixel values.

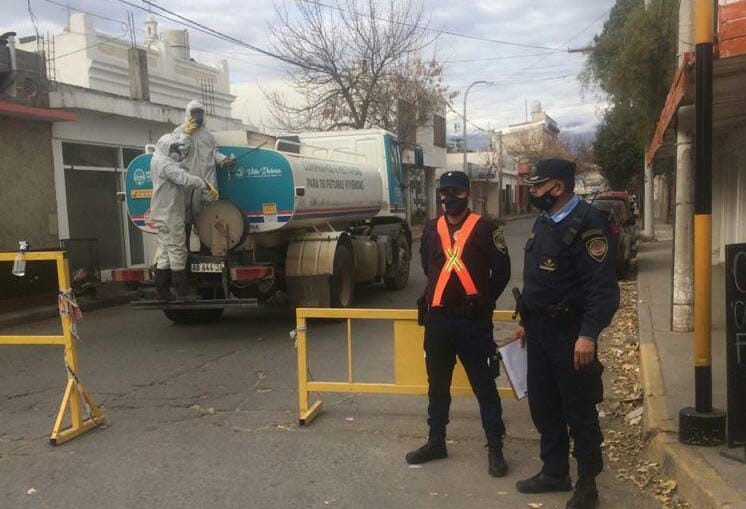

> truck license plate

[{"left": 191, "top": 262, "right": 224, "bottom": 273}]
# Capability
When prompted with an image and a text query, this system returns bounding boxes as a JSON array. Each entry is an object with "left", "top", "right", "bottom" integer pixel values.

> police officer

[
  {"left": 405, "top": 170, "right": 511, "bottom": 477},
  {"left": 513, "top": 159, "right": 619, "bottom": 509}
]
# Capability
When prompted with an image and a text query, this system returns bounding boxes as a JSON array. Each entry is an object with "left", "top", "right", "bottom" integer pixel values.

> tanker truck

[{"left": 117, "top": 128, "right": 412, "bottom": 323}]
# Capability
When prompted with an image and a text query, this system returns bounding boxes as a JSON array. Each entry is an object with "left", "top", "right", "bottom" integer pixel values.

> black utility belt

[
  {"left": 523, "top": 305, "right": 581, "bottom": 321},
  {"left": 429, "top": 303, "right": 492, "bottom": 320}
]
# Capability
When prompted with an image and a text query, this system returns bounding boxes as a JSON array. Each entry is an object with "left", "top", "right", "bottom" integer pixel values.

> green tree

[
  {"left": 583, "top": 0, "right": 678, "bottom": 189},
  {"left": 594, "top": 107, "right": 644, "bottom": 190}
]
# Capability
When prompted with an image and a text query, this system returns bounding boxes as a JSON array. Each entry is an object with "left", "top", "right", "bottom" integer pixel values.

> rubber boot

[
  {"left": 566, "top": 477, "right": 599, "bottom": 509},
  {"left": 154, "top": 269, "right": 173, "bottom": 301},
  {"left": 171, "top": 270, "right": 199, "bottom": 302},
  {"left": 405, "top": 438, "right": 447, "bottom": 464},
  {"left": 516, "top": 471, "right": 573, "bottom": 493},
  {"left": 488, "top": 445, "right": 508, "bottom": 477}
]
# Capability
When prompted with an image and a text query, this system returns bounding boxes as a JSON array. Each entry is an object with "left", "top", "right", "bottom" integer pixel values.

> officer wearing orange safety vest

[{"left": 406, "top": 170, "right": 511, "bottom": 478}]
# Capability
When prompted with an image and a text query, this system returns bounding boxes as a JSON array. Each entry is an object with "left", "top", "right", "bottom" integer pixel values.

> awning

[
  {"left": 647, "top": 1, "right": 746, "bottom": 165},
  {"left": 646, "top": 53, "right": 694, "bottom": 166},
  {"left": 0, "top": 101, "right": 77, "bottom": 122}
]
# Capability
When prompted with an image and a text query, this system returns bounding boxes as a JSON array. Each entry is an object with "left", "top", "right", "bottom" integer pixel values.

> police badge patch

[
  {"left": 492, "top": 229, "right": 507, "bottom": 254},
  {"left": 586, "top": 237, "right": 608, "bottom": 263}
]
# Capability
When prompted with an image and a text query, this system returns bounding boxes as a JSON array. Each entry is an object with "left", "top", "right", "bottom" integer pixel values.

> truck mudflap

[{"left": 130, "top": 298, "right": 258, "bottom": 310}]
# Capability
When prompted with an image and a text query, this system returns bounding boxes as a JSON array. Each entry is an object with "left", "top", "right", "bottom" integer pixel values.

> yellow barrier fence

[
  {"left": 0, "top": 250, "right": 104, "bottom": 445},
  {"left": 295, "top": 307, "right": 517, "bottom": 425}
]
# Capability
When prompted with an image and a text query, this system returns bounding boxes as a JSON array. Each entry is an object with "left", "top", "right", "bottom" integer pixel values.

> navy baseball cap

[
  {"left": 524, "top": 158, "right": 576, "bottom": 186},
  {"left": 439, "top": 170, "right": 470, "bottom": 190}
]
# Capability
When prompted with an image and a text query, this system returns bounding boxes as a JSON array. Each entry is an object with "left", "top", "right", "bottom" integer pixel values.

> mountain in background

[{"left": 446, "top": 129, "right": 596, "bottom": 155}]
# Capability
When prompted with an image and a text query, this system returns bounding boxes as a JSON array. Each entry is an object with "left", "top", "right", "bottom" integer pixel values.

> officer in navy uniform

[
  {"left": 513, "top": 159, "right": 619, "bottom": 509},
  {"left": 405, "top": 170, "right": 511, "bottom": 478}
]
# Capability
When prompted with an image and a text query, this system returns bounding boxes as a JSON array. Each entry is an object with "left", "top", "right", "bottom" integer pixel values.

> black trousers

[
  {"left": 424, "top": 314, "right": 505, "bottom": 448},
  {"left": 525, "top": 317, "right": 604, "bottom": 478}
]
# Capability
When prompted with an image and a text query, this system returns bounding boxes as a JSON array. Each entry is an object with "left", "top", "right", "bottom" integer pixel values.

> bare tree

[
  {"left": 506, "top": 132, "right": 573, "bottom": 163},
  {"left": 265, "top": 0, "right": 447, "bottom": 134}
]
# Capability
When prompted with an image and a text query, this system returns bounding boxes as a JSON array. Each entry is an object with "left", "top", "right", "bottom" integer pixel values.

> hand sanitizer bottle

[{"left": 12, "top": 240, "right": 29, "bottom": 277}]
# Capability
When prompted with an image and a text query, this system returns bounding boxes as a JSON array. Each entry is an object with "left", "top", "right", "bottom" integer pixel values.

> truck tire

[
  {"left": 384, "top": 235, "right": 410, "bottom": 291},
  {"left": 163, "top": 308, "right": 224, "bottom": 324},
  {"left": 331, "top": 245, "right": 354, "bottom": 308}
]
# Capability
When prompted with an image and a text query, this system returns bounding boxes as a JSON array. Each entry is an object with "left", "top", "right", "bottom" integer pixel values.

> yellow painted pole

[
  {"left": 347, "top": 319, "right": 353, "bottom": 383},
  {"left": 679, "top": 0, "right": 726, "bottom": 446},
  {"left": 297, "top": 317, "right": 309, "bottom": 415}
]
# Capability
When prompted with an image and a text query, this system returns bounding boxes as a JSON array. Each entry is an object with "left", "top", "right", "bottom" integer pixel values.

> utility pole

[
  {"left": 679, "top": 0, "right": 726, "bottom": 446},
  {"left": 497, "top": 130, "right": 504, "bottom": 219},
  {"left": 672, "top": 0, "right": 696, "bottom": 332},
  {"left": 463, "top": 80, "right": 495, "bottom": 174},
  {"left": 643, "top": 157, "right": 654, "bottom": 238}
]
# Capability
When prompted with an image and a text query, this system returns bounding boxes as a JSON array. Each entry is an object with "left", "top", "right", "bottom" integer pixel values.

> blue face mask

[
  {"left": 191, "top": 110, "right": 204, "bottom": 127},
  {"left": 443, "top": 195, "right": 468, "bottom": 216}
]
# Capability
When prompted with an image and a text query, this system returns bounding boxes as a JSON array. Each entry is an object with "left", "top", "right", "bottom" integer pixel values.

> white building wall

[
  {"left": 714, "top": 125, "right": 746, "bottom": 263},
  {"left": 416, "top": 121, "right": 446, "bottom": 168},
  {"left": 20, "top": 13, "right": 235, "bottom": 117}
]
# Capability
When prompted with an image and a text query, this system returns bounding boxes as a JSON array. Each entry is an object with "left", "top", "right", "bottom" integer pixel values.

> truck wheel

[
  {"left": 331, "top": 245, "right": 354, "bottom": 308},
  {"left": 163, "top": 308, "right": 224, "bottom": 324},
  {"left": 384, "top": 235, "right": 410, "bottom": 291}
]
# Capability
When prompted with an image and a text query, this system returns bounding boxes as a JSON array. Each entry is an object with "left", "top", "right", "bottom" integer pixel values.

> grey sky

[{"left": 4, "top": 0, "right": 615, "bottom": 137}]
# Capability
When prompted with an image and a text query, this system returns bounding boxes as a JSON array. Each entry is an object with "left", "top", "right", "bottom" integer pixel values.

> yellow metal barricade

[
  {"left": 296, "top": 307, "right": 517, "bottom": 425},
  {"left": 0, "top": 250, "right": 104, "bottom": 445}
]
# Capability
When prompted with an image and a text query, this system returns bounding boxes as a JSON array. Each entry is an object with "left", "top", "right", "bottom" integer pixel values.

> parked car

[
  {"left": 589, "top": 198, "right": 634, "bottom": 278},
  {"left": 597, "top": 191, "right": 639, "bottom": 256}
]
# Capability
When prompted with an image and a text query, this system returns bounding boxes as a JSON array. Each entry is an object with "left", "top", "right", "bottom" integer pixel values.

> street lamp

[{"left": 463, "top": 80, "right": 496, "bottom": 173}]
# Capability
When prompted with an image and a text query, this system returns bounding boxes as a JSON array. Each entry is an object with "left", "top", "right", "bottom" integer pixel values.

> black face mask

[
  {"left": 529, "top": 184, "right": 559, "bottom": 211},
  {"left": 443, "top": 195, "right": 469, "bottom": 216}
]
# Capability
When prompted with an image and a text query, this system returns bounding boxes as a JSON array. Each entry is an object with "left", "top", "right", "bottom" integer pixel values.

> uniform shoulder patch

[
  {"left": 581, "top": 228, "right": 605, "bottom": 240},
  {"left": 492, "top": 228, "right": 507, "bottom": 254},
  {"left": 586, "top": 237, "right": 608, "bottom": 263}
]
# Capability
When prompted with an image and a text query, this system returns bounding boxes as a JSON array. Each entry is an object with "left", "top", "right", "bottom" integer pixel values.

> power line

[
  {"left": 39, "top": 0, "right": 132, "bottom": 31},
  {"left": 54, "top": 31, "right": 129, "bottom": 59},
  {"left": 443, "top": 51, "right": 557, "bottom": 64},
  {"left": 134, "top": 0, "right": 286, "bottom": 62},
  {"left": 519, "top": 6, "right": 612, "bottom": 74},
  {"left": 304, "top": 0, "right": 565, "bottom": 51}
]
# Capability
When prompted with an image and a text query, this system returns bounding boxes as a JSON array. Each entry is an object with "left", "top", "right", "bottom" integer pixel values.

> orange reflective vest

[{"left": 431, "top": 213, "right": 481, "bottom": 307}]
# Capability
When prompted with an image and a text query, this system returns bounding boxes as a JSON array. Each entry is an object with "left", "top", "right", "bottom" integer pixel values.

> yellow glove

[
  {"left": 221, "top": 155, "right": 236, "bottom": 167},
  {"left": 204, "top": 180, "right": 219, "bottom": 200},
  {"left": 184, "top": 117, "right": 198, "bottom": 135}
]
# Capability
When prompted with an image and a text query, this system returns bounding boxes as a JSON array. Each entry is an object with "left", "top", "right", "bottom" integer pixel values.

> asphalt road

[{"left": 0, "top": 216, "right": 660, "bottom": 509}]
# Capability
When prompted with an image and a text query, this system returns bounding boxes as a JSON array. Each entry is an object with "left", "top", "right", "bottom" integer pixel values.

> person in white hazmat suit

[
  {"left": 172, "top": 100, "right": 235, "bottom": 245},
  {"left": 151, "top": 133, "right": 219, "bottom": 301}
]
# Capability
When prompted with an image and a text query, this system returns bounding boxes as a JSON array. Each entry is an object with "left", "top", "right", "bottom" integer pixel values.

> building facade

[{"left": 14, "top": 13, "right": 243, "bottom": 276}]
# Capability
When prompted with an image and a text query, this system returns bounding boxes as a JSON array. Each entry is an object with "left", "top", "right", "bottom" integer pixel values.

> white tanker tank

[{"left": 210, "top": 146, "right": 382, "bottom": 230}]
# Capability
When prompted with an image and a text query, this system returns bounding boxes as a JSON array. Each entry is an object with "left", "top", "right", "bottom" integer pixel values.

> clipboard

[{"left": 498, "top": 338, "right": 528, "bottom": 400}]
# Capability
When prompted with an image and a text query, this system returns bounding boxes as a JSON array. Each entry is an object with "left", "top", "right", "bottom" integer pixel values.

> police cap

[
  {"left": 524, "top": 158, "right": 575, "bottom": 187},
  {"left": 439, "top": 170, "right": 470, "bottom": 190}
]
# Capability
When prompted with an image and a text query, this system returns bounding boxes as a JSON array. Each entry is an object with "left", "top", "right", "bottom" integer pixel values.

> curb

[
  {"left": 0, "top": 294, "right": 131, "bottom": 329},
  {"left": 637, "top": 276, "right": 746, "bottom": 508}
]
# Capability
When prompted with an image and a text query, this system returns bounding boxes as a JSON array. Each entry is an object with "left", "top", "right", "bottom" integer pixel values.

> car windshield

[
  {"left": 596, "top": 197, "right": 632, "bottom": 220},
  {"left": 591, "top": 200, "right": 622, "bottom": 223}
]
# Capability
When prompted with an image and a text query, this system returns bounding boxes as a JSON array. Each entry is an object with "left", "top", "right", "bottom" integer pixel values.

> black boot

[
  {"left": 566, "top": 477, "right": 599, "bottom": 509},
  {"left": 516, "top": 471, "right": 573, "bottom": 493},
  {"left": 154, "top": 269, "right": 173, "bottom": 301},
  {"left": 171, "top": 270, "right": 199, "bottom": 302},
  {"left": 405, "top": 439, "right": 447, "bottom": 464},
  {"left": 488, "top": 445, "right": 508, "bottom": 477}
]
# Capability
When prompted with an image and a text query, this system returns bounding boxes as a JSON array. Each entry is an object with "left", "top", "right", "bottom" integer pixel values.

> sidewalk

[
  {"left": 636, "top": 227, "right": 746, "bottom": 508},
  {"left": 0, "top": 282, "right": 133, "bottom": 329}
]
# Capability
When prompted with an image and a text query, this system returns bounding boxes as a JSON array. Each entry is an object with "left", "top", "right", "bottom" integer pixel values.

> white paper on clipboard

[{"left": 498, "top": 339, "right": 528, "bottom": 400}]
